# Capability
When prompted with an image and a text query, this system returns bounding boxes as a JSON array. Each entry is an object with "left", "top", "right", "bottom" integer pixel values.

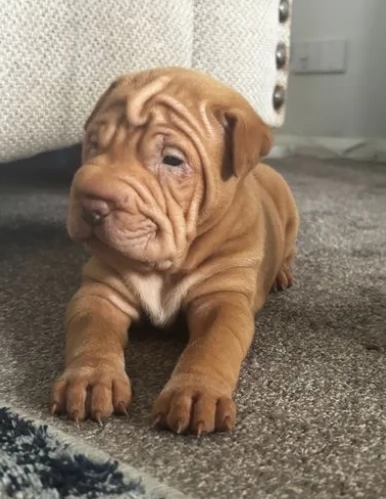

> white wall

[{"left": 279, "top": 0, "right": 386, "bottom": 139}]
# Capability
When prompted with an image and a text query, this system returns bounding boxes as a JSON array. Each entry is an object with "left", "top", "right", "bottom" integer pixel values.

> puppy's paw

[
  {"left": 272, "top": 265, "right": 293, "bottom": 292},
  {"left": 153, "top": 376, "right": 236, "bottom": 436},
  {"left": 51, "top": 363, "right": 132, "bottom": 424}
]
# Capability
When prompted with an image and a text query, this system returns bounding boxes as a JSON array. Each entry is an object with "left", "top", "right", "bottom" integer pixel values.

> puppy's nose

[{"left": 80, "top": 198, "right": 111, "bottom": 227}]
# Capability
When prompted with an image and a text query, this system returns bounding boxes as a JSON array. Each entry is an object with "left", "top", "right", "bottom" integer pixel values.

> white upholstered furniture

[{"left": 0, "top": 0, "right": 292, "bottom": 162}]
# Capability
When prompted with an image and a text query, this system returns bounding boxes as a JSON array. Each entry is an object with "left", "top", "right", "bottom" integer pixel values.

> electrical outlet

[{"left": 291, "top": 39, "right": 347, "bottom": 74}]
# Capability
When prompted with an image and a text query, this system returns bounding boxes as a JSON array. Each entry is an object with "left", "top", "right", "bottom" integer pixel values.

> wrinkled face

[{"left": 67, "top": 68, "right": 272, "bottom": 270}]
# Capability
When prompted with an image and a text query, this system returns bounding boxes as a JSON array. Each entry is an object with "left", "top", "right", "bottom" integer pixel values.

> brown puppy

[{"left": 51, "top": 67, "right": 299, "bottom": 435}]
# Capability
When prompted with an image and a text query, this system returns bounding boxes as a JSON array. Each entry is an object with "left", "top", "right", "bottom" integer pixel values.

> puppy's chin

[
  {"left": 85, "top": 233, "right": 153, "bottom": 258},
  {"left": 83, "top": 234, "right": 174, "bottom": 272}
]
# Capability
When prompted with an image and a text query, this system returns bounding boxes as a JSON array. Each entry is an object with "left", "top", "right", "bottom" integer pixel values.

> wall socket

[{"left": 291, "top": 39, "right": 347, "bottom": 74}]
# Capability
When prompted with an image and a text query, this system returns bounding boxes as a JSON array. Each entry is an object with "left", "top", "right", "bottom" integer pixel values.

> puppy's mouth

[{"left": 68, "top": 206, "right": 158, "bottom": 253}]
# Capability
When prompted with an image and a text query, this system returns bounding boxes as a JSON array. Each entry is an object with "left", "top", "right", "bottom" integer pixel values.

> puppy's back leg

[{"left": 272, "top": 214, "right": 299, "bottom": 292}]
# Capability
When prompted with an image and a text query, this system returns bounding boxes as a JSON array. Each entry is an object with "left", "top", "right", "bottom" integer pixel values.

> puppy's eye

[
  {"left": 162, "top": 155, "right": 184, "bottom": 167},
  {"left": 87, "top": 134, "right": 99, "bottom": 154}
]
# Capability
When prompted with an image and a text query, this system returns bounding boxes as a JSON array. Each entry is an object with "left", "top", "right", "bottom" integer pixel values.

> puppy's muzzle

[{"left": 80, "top": 197, "right": 111, "bottom": 227}]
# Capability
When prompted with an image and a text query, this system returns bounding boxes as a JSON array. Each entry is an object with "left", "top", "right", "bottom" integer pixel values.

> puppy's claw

[
  {"left": 153, "top": 414, "right": 162, "bottom": 428},
  {"left": 196, "top": 421, "right": 205, "bottom": 438},
  {"left": 176, "top": 420, "right": 185, "bottom": 434},
  {"left": 117, "top": 402, "right": 129, "bottom": 417},
  {"left": 70, "top": 411, "right": 81, "bottom": 427},
  {"left": 223, "top": 416, "right": 233, "bottom": 432},
  {"left": 94, "top": 411, "right": 105, "bottom": 428},
  {"left": 50, "top": 402, "right": 59, "bottom": 416}
]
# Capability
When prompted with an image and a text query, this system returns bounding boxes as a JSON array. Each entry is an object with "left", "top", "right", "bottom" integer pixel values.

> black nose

[{"left": 80, "top": 198, "right": 111, "bottom": 227}]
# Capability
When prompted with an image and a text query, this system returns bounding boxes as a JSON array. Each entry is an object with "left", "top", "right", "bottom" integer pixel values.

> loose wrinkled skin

[{"left": 51, "top": 67, "right": 299, "bottom": 435}]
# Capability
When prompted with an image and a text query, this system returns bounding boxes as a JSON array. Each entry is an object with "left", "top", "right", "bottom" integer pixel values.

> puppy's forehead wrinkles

[
  {"left": 155, "top": 94, "right": 214, "bottom": 139},
  {"left": 198, "top": 99, "right": 218, "bottom": 136},
  {"left": 126, "top": 76, "right": 171, "bottom": 127}
]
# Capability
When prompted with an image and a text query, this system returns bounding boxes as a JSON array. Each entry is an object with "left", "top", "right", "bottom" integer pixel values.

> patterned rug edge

[{"left": 0, "top": 401, "right": 191, "bottom": 499}]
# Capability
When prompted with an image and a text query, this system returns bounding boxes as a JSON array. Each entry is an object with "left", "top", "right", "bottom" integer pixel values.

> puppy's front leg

[
  {"left": 51, "top": 285, "right": 132, "bottom": 424},
  {"left": 153, "top": 291, "right": 256, "bottom": 435}
]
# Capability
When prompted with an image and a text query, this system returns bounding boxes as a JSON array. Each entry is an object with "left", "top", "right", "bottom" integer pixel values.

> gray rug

[
  {"left": 0, "top": 154, "right": 385, "bottom": 499},
  {"left": 0, "top": 405, "right": 185, "bottom": 498}
]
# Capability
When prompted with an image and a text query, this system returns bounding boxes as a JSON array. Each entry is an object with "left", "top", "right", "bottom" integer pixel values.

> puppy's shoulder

[
  {"left": 252, "top": 162, "right": 292, "bottom": 198},
  {"left": 252, "top": 161, "right": 286, "bottom": 186}
]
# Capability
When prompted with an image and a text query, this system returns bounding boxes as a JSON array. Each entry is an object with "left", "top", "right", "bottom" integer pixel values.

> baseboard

[{"left": 268, "top": 134, "right": 386, "bottom": 163}]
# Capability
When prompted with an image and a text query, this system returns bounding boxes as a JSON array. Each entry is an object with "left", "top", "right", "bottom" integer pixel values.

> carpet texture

[
  {"left": 0, "top": 155, "right": 385, "bottom": 499},
  {"left": 0, "top": 406, "right": 184, "bottom": 499}
]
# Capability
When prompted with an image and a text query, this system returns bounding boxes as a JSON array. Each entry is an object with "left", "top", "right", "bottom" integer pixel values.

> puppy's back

[{"left": 252, "top": 162, "right": 298, "bottom": 227}]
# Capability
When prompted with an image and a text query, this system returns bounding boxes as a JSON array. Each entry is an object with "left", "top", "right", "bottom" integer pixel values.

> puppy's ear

[{"left": 223, "top": 106, "right": 273, "bottom": 179}]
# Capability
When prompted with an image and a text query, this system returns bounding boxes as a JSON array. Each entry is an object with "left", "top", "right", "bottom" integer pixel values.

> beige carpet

[{"left": 1, "top": 154, "right": 385, "bottom": 498}]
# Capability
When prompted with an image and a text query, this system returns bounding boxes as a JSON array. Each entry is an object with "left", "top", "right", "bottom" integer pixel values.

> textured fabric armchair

[{"left": 0, "top": 0, "right": 292, "bottom": 162}]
